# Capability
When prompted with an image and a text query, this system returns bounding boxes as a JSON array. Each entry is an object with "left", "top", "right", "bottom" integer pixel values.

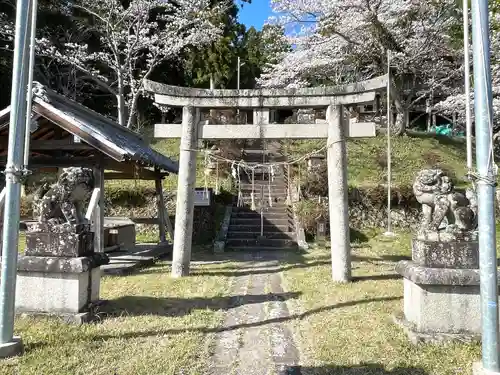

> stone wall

[{"left": 295, "top": 186, "right": 422, "bottom": 237}]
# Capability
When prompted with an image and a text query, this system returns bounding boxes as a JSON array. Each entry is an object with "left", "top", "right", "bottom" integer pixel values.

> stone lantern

[
  {"left": 316, "top": 213, "right": 326, "bottom": 246},
  {"left": 204, "top": 145, "right": 220, "bottom": 176},
  {"left": 306, "top": 153, "right": 325, "bottom": 172}
]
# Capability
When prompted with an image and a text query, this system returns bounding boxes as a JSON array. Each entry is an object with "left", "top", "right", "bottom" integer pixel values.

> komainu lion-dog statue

[{"left": 413, "top": 169, "right": 477, "bottom": 241}]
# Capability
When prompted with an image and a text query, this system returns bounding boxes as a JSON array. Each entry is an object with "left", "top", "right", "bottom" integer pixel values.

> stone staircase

[{"left": 225, "top": 142, "right": 297, "bottom": 251}]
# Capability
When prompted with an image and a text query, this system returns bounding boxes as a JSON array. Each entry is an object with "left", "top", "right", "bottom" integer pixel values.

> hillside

[
  {"left": 103, "top": 132, "right": 470, "bottom": 194},
  {"left": 284, "top": 132, "right": 469, "bottom": 189}
]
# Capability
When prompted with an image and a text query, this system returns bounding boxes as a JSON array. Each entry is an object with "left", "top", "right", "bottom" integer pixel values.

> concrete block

[
  {"left": 15, "top": 254, "right": 108, "bottom": 316},
  {"left": 473, "top": 362, "right": 500, "bottom": 375},
  {"left": 403, "top": 278, "right": 482, "bottom": 334},
  {"left": 104, "top": 217, "right": 136, "bottom": 250},
  {"left": 16, "top": 270, "right": 93, "bottom": 314},
  {"left": 0, "top": 337, "right": 23, "bottom": 358}
]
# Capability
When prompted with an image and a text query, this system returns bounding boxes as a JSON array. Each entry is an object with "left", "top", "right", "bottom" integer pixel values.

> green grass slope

[
  {"left": 108, "top": 133, "right": 469, "bottom": 192},
  {"left": 285, "top": 132, "right": 469, "bottom": 189}
]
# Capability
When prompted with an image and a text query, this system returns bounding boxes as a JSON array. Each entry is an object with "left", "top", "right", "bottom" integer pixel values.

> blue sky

[{"left": 237, "top": 0, "right": 272, "bottom": 30}]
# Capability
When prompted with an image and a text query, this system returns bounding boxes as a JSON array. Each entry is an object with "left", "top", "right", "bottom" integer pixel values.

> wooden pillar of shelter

[
  {"left": 93, "top": 165, "right": 105, "bottom": 253},
  {"left": 326, "top": 105, "right": 351, "bottom": 282},
  {"left": 171, "top": 106, "right": 198, "bottom": 277},
  {"left": 155, "top": 170, "right": 167, "bottom": 243}
]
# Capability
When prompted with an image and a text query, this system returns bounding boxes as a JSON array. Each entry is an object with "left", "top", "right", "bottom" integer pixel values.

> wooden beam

[
  {"left": 104, "top": 171, "right": 167, "bottom": 180},
  {"left": 155, "top": 175, "right": 167, "bottom": 243},
  {"left": 0, "top": 157, "right": 101, "bottom": 168},
  {"left": 164, "top": 208, "right": 174, "bottom": 243},
  {"left": 85, "top": 188, "right": 101, "bottom": 221},
  {"left": 129, "top": 218, "right": 159, "bottom": 224},
  {"left": 154, "top": 122, "right": 376, "bottom": 139},
  {"left": 0, "top": 138, "right": 92, "bottom": 150},
  {"left": 93, "top": 165, "right": 105, "bottom": 253},
  {"left": 29, "top": 141, "right": 94, "bottom": 151}
]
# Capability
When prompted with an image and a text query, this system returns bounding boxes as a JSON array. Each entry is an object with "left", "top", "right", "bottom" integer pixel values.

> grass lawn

[
  {"left": 0, "top": 258, "right": 236, "bottom": 375},
  {"left": 284, "top": 132, "right": 468, "bottom": 188},
  {"left": 280, "top": 230, "right": 481, "bottom": 375}
]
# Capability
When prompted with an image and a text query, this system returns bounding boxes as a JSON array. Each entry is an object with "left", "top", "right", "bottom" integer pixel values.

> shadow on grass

[
  {"left": 95, "top": 296, "right": 401, "bottom": 340},
  {"left": 190, "top": 260, "right": 331, "bottom": 277},
  {"left": 353, "top": 255, "right": 411, "bottom": 263},
  {"left": 101, "top": 292, "right": 301, "bottom": 318},
  {"left": 136, "top": 251, "right": 331, "bottom": 277},
  {"left": 279, "top": 363, "right": 427, "bottom": 375},
  {"left": 352, "top": 273, "right": 401, "bottom": 282},
  {"left": 350, "top": 228, "right": 370, "bottom": 243}
]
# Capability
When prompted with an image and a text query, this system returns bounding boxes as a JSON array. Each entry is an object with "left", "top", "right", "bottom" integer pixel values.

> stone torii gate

[{"left": 144, "top": 75, "right": 388, "bottom": 282}]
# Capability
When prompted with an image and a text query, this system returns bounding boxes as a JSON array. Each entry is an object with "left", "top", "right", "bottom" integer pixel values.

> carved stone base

[
  {"left": 415, "top": 229, "right": 478, "bottom": 243},
  {"left": 25, "top": 222, "right": 94, "bottom": 257},
  {"left": 412, "top": 238, "right": 478, "bottom": 269},
  {"left": 15, "top": 254, "right": 108, "bottom": 316}
]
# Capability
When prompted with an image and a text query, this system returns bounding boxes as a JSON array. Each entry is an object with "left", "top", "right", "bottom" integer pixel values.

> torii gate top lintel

[{"left": 144, "top": 74, "right": 388, "bottom": 109}]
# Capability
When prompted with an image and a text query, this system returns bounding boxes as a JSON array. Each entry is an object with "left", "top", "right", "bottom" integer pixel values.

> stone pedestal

[
  {"left": 473, "top": 362, "right": 500, "bottom": 375},
  {"left": 395, "top": 237, "right": 493, "bottom": 343},
  {"left": 16, "top": 223, "right": 109, "bottom": 323}
]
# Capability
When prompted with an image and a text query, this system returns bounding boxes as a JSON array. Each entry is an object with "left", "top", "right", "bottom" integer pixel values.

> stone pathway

[{"left": 209, "top": 252, "right": 302, "bottom": 375}]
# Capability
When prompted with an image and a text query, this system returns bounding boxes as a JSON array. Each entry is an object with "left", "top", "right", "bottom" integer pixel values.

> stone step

[
  {"left": 232, "top": 210, "right": 290, "bottom": 218},
  {"left": 226, "top": 231, "right": 295, "bottom": 240},
  {"left": 228, "top": 224, "right": 292, "bottom": 232},
  {"left": 237, "top": 197, "right": 289, "bottom": 205},
  {"left": 235, "top": 203, "right": 290, "bottom": 210},
  {"left": 235, "top": 198, "right": 289, "bottom": 205},
  {"left": 230, "top": 217, "right": 292, "bottom": 226},
  {"left": 239, "top": 182, "right": 286, "bottom": 188},
  {"left": 240, "top": 182, "right": 287, "bottom": 187},
  {"left": 225, "top": 238, "right": 296, "bottom": 248},
  {"left": 233, "top": 205, "right": 290, "bottom": 212}
]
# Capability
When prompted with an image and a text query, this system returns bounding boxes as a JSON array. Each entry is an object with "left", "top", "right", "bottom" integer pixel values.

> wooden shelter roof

[{"left": 0, "top": 87, "right": 178, "bottom": 176}]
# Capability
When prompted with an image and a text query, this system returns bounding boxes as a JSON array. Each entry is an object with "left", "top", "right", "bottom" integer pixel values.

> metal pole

[
  {"left": 0, "top": 0, "right": 32, "bottom": 346},
  {"left": 237, "top": 56, "right": 241, "bottom": 91},
  {"left": 260, "top": 185, "right": 264, "bottom": 237},
  {"left": 236, "top": 57, "right": 240, "bottom": 121},
  {"left": 471, "top": 0, "right": 500, "bottom": 371},
  {"left": 464, "top": 0, "right": 473, "bottom": 173},
  {"left": 385, "top": 50, "right": 394, "bottom": 237},
  {"left": 23, "top": 0, "right": 38, "bottom": 168}
]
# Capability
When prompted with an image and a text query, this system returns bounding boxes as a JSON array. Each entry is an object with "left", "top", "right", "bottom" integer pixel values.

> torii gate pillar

[
  {"left": 327, "top": 105, "right": 351, "bottom": 282},
  {"left": 171, "top": 106, "right": 198, "bottom": 277}
]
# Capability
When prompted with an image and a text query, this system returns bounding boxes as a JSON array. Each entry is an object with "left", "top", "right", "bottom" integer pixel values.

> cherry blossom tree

[
  {"left": 258, "top": 0, "right": 464, "bottom": 134},
  {"left": 2, "top": 0, "right": 224, "bottom": 128},
  {"left": 434, "top": 10, "right": 500, "bottom": 136}
]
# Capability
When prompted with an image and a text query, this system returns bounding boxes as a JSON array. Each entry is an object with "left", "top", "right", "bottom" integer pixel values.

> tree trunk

[
  {"left": 117, "top": 75, "right": 127, "bottom": 127},
  {"left": 392, "top": 97, "right": 406, "bottom": 135}
]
